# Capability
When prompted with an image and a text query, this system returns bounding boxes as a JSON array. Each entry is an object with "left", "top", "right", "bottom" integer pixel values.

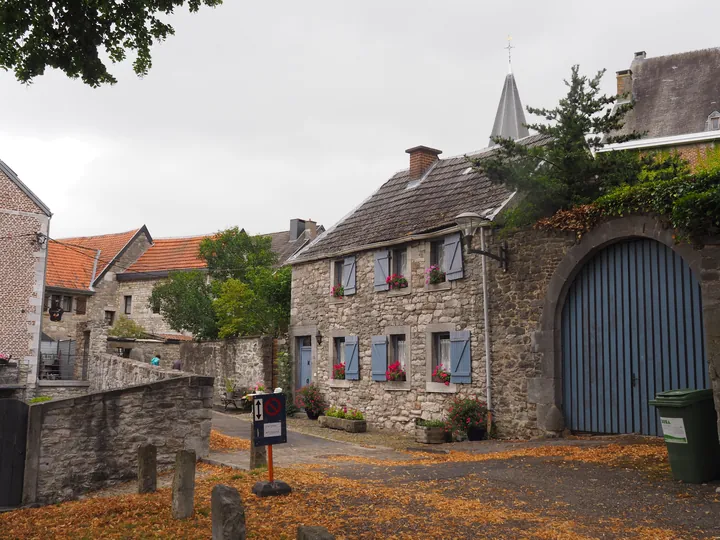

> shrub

[
  {"left": 446, "top": 396, "right": 488, "bottom": 434},
  {"left": 324, "top": 405, "right": 364, "bottom": 420},
  {"left": 108, "top": 315, "right": 147, "bottom": 338},
  {"left": 416, "top": 418, "right": 445, "bottom": 428},
  {"left": 325, "top": 405, "right": 345, "bottom": 418},
  {"left": 296, "top": 383, "right": 326, "bottom": 416},
  {"left": 345, "top": 408, "right": 364, "bottom": 421}
]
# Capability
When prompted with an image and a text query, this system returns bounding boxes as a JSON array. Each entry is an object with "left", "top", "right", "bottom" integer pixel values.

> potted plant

[
  {"left": 385, "top": 361, "right": 406, "bottom": 382},
  {"left": 0, "top": 353, "right": 11, "bottom": 366},
  {"left": 332, "top": 362, "right": 346, "bottom": 380},
  {"left": 296, "top": 383, "right": 326, "bottom": 420},
  {"left": 319, "top": 406, "right": 367, "bottom": 433},
  {"left": 415, "top": 418, "right": 446, "bottom": 444},
  {"left": 331, "top": 284, "right": 344, "bottom": 298},
  {"left": 432, "top": 364, "right": 451, "bottom": 385},
  {"left": 447, "top": 396, "right": 488, "bottom": 441},
  {"left": 386, "top": 274, "right": 408, "bottom": 289},
  {"left": 425, "top": 265, "right": 446, "bottom": 285}
]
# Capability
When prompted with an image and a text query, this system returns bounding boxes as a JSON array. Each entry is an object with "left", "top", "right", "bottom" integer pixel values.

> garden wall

[
  {"left": 23, "top": 374, "right": 213, "bottom": 505},
  {"left": 87, "top": 353, "right": 188, "bottom": 392},
  {"left": 180, "top": 336, "right": 273, "bottom": 400}
]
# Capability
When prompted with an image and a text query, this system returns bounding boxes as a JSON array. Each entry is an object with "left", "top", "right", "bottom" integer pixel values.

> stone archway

[{"left": 529, "top": 216, "right": 720, "bottom": 434}]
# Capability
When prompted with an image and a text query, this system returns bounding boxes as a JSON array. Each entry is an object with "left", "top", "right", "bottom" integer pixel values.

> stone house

[
  {"left": 600, "top": 48, "right": 720, "bottom": 162},
  {"left": 0, "top": 158, "right": 51, "bottom": 397},
  {"left": 289, "top": 55, "right": 720, "bottom": 439}
]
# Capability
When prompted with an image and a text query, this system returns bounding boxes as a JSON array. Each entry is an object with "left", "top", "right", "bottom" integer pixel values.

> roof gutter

[
  {"left": 289, "top": 225, "right": 462, "bottom": 265},
  {"left": 598, "top": 130, "right": 720, "bottom": 152}
]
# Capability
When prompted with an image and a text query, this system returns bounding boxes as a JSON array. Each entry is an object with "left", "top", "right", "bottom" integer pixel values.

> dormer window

[{"left": 706, "top": 111, "right": 720, "bottom": 131}]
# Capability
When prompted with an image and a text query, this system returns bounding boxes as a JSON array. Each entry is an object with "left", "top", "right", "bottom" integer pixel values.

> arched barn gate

[{"left": 561, "top": 238, "right": 708, "bottom": 436}]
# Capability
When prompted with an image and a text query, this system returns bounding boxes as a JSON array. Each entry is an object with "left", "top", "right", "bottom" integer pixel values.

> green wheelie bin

[{"left": 649, "top": 389, "right": 720, "bottom": 484}]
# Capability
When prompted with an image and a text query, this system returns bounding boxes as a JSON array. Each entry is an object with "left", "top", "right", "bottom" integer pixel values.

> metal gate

[
  {"left": 0, "top": 399, "right": 29, "bottom": 507},
  {"left": 561, "top": 239, "right": 707, "bottom": 436}
]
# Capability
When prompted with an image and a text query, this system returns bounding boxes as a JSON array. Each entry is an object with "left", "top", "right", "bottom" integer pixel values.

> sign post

[{"left": 250, "top": 393, "right": 291, "bottom": 497}]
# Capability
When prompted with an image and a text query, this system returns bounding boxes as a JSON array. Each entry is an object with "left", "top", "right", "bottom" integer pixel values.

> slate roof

[
  {"left": 489, "top": 73, "right": 530, "bottom": 146},
  {"left": 125, "top": 235, "right": 209, "bottom": 274},
  {"left": 290, "top": 134, "right": 550, "bottom": 263},
  {"left": 615, "top": 48, "right": 720, "bottom": 138},
  {"left": 268, "top": 229, "right": 324, "bottom": 265},
  {"left": 46, "top": 228, "right": 147, "bottom": 290}
]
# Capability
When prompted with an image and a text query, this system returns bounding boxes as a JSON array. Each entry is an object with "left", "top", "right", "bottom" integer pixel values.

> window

[
  {"left": 432, "top": 332, "right": 451, "bottom": 380},
  {"left": 430, "top": 239, "right": 445, "bottom": 271},
  {"left": 333, "top": 260, "right": 344, "bottom": 286},
  {"left": 50, "top": 294, "right": 61, "bottom": 310},
  {"left": 104, "top": 310, "right": 115, "bottom": 326},
  {"left": 391, "top": 247, "right": 407, "bottom": 276},
  {"left": 334, "top": 337, "right": 346, "bottom": 365},
  {"left": 124, "top": 295, "right": 132, "bottom": 315},
  {"left": 61, "top": 296, "right": 72, "bottom": 312},
  {"left": 44, "top": 295, "right": 51, "bottom": 311},
  {"left": 76, "top": 296, "right": 87, "bottom": 315},
  {"left": 389, "top": 334, "right": 407, "bottom": 369},
  {"left": 713, "top": 117, "right": 720, "bottom": 131}
]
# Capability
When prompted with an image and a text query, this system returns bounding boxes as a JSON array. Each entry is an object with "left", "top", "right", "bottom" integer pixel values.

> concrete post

[
  {"left": 172, "top": 449, "right": 196, "bottom": 519},
  {"left": 138, "top": 444, "right": 157, "bottom": 494},
  {"left": 211, "top": 484, "right": 246, "bottom": 540}
]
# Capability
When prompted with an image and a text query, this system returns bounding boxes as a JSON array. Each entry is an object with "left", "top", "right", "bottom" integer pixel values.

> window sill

[
  {"left": 387, "top": 288, "right": 412, "bottom": 297},
  {"left": 329, "top": 380, "right": 352, "bottom": 389},
  {"left": 37, "top": 380, "right": 90, "bottom": 387},
  {"left": 425, "top": 381, "right": 457, "bottom": 394},
  {"left": 329, "top": 297, "right": 347, "bottom": 306},
  {"left": 425, "top": 282, "right": 451, "bottom": 292},
  {"left": 382, "top": 381, "right": 411, "bottom": 391}
]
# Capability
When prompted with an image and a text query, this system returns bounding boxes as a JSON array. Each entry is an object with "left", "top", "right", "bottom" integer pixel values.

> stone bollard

[
  {"left": 211, "top": 485, "right": 246, "bottom": 540},
  {"left": 249, "top": 433, "right": 267, "bottom": 469},
  {"left": 138, "top": 444, "right": 157, "bottom": 494},
  {"left": 172, "top": 449, "right": 197, "bottom": 519},
  {"left": 297, "top": 526, "right": 335, "bottom": 540}
]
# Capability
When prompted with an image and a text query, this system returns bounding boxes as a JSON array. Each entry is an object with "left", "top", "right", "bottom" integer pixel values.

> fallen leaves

[{"left": 209, "top": 430, "right": 250, "bottom": 452}]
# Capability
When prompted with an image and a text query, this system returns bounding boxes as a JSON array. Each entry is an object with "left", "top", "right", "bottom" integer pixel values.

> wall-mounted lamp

[
  {"left": 315, "top": 330, "right": 323, "bottom": 345},
  {"left": 455, "top": 212, "right": 508, "bottom": 272}
]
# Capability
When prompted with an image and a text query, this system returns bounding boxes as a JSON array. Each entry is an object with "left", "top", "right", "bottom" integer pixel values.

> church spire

[{"left": 489, "top": 38, "right": 529, "bottom": 146}]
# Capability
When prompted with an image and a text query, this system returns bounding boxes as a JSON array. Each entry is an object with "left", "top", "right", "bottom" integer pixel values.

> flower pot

[
  {"left": 306, "top": 410, "right": 321, "bottom": 420},
  {"left": 415, "top": 425, "right": 445, "bottom": 444},
  {"left": 467, "top": 426, "right": 486, "bottom": 441},
  {"left": 318, "top": 416, "right": 367, "bottom": 433}
]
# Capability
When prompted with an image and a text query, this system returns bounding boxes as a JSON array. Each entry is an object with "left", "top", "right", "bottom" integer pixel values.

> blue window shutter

[
  {"left": 450, "top": 330, "right": 471, "bottom": 383},
  {"left": 444, "top": 233, "right": 464, "bottom": 281},
  {"left": 343, "top": 256, "right": 356, "bottom": 295},
  {"left": 374, "top": 250, "right": 390, "bottom": 291},
  {"left": 345, "top": 336, "right": 359, "bottom": 380},
  {"left": 371, "top": 335, "right": 388, "bottom": 381}
]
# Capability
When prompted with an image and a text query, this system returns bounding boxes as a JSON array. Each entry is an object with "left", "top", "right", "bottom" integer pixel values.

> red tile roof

[
  {"left": 124, "top": 236, "right": 209, "bottom": 274},
  {"left": 156, "top": 333, "right": 194, "bottom": 342},
  {"left": 46, "top": 229, "right": 142, "bottom": 290}
]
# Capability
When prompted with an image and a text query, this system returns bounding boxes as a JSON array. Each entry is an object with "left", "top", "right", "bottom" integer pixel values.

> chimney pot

[
  {"left": 634, "top": 51, "right": 647, "bottom": 60},
  {"left": 289, "top": 218, "right": 306, "bottom": 242},
  {"left": 405, "top": 146, "right": 442, "bottom": 180}
]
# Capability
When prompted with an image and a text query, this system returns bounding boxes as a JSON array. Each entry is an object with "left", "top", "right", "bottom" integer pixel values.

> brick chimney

[
  {"left": 405, "top": 146, "right": 442, "bottom": 180},
  {"left": 616, "top": 69, "right": 633, "bottom": 99}
]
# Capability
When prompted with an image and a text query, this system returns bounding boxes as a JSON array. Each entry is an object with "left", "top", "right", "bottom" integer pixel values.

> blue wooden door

[
  {"left": 561, "top": 239, "right": 707, "bottom": 436},
  {"left": 299, "top": 345, "right": 312, "bottom": 389}
]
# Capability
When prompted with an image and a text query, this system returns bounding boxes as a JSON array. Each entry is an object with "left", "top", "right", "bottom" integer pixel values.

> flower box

[
  {"left": 318, "top": 415, "right": 367, "bottom": 433},
  {"left": 415, "top": 425, "right": 445, "bottom": 444}
]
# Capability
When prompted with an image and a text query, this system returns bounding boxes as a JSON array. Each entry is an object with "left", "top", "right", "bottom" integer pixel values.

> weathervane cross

[{"left": 505, "top": 36, "right": 514, "bottom": 73}]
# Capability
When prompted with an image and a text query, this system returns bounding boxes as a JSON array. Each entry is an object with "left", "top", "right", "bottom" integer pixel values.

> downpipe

[{"left": 480, "top": 226, "right": 493, "bottom": 435}]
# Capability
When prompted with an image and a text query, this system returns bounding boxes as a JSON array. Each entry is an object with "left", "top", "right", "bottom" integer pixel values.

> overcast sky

[{"left": 1, "top": 0, "right": 718, "bottom": 239}]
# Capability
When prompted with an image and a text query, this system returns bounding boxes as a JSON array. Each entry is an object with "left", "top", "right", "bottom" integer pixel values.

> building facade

[{"left": 0, "top": 159, "right": 51, "bottom": 395}]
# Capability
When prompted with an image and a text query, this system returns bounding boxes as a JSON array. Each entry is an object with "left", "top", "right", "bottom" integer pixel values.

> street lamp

[{"left": 454, "top": 212, "right": 508, "bottom": 272}]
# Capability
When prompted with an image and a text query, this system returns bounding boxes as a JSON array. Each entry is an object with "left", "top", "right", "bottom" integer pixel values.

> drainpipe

[{"left": 480, "top": 226, "right": 493, "bottom": 433}]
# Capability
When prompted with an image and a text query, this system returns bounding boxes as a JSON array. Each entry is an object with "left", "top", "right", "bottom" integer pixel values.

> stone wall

[
  {"left": 106, "top": 338, "right": 182, "bottom": 367},
  {"left": 180, "top": 337, "right": 273, "bottom": 400},
  {"left": 23, "top": 374, "right": 213, "bottom": 505},
  {"left": 0, "top": 168, "right": 50, "bottom": 393},
  {"left": 87, "top": 352, "right": 187, "bottom": 393},
  {"left": 290, "top": 231, "right": 574, "bottom": 437}
]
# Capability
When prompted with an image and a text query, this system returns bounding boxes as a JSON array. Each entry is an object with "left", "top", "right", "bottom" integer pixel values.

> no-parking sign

[{"left": 252, "top": 393, "right": 288, "bottom": 446}]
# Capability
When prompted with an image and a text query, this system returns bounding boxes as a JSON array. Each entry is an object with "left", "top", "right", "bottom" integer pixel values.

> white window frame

[
  {"left": 328, "top": 328, "right": 352, "bottom": 388},
  {"left": 425, "top": 323, "right": 457, "bottom": 393},
  {"left": 384, "top": 325, "right": 411, "bottom": 391},
  {"left": 124, "top": 295, "right": 132, "bottom": 315},
  {"left": 388, "top": 245, "right": 413, "bottom": 296}
]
